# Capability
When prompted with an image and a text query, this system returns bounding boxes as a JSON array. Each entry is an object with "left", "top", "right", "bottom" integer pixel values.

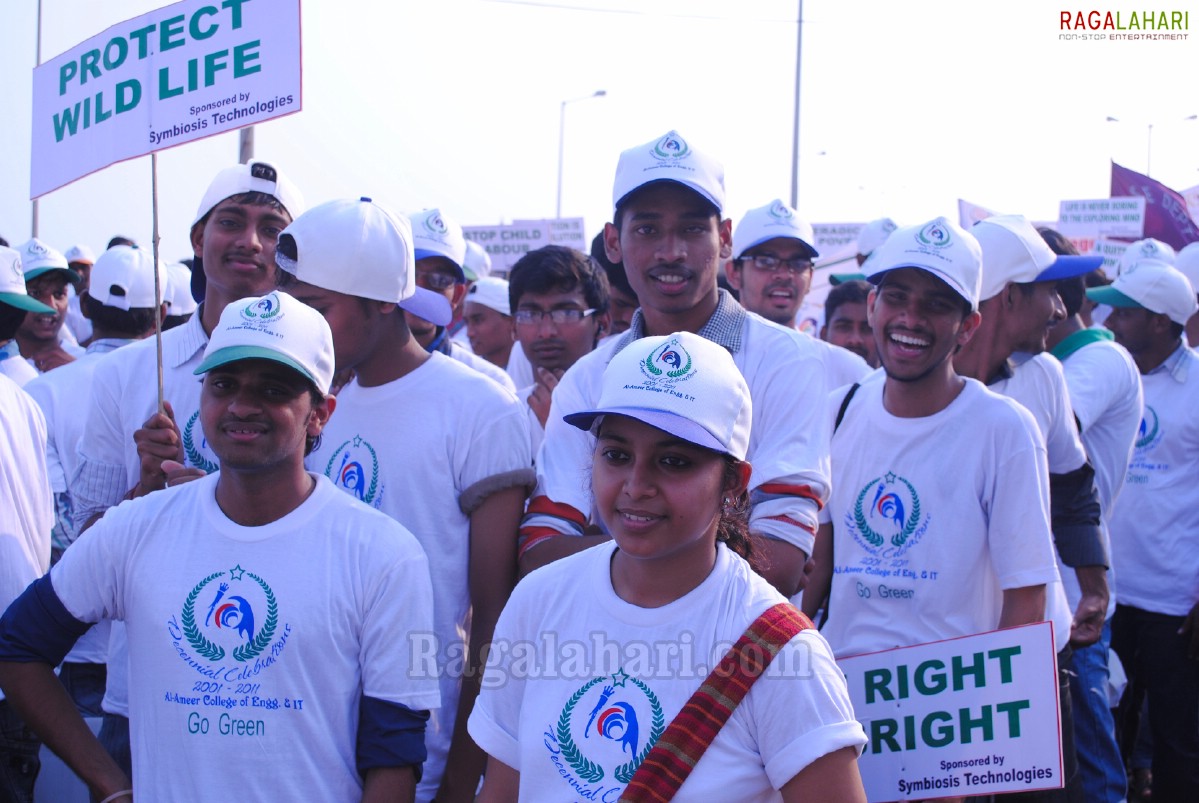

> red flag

[{"left": 1110, "top": 162, "right": 1199, "bottom": 249}]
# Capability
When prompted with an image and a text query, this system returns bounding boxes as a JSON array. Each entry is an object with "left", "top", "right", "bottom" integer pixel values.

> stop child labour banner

[
  {"left": 31, "top": 0, "right": 301, "bottom": 197},
  {"left": 837, "top": 621, "right": 1062, "bottom": 801}
]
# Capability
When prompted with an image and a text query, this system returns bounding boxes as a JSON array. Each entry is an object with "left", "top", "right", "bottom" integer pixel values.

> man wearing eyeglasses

[
  {"left": 727, "top": 200, "right": 871, "bottom": 389},
  {"left": 507, "top": 245, "right": 611, "bottom": 454},
  {"left": 405, "top": 209, "right": 516, "bottom": 392}
]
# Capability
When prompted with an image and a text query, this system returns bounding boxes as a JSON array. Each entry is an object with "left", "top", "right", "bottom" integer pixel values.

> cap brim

[
  {"left": 193, "top": 345, "right": 323, "bottom": 391},
  {"left": 1085, "top": 286, "right": 1142, "bottom": 309},
  {"left": 24, "top": 266, "right": 81, "bottom": 286},
  {"left": 737, "top": 235, "right": 819, "bottom": 261},
  {"left": 868, "top": 264, "right": 975, "bottom": 310},
  {"left": 615, "top": 179, "right": 722, "bottom": 215},
  {"left": 0, "top": 292, "right": 55, "bottom": 314},
  {"left": 399, "top": 286, "right": 453, "bottom": 326},
  {"left": 563, "top": 408, "right": 729, "bottom": 456},
  {"left": 829, "top": 272, "right": 866, "bottom": 286},
  {"left": 414, "top": 249, "right": 467, "bottom": 282},
  {"left": 1036, "top": 254, "right": 1104, "bottom": 283}
]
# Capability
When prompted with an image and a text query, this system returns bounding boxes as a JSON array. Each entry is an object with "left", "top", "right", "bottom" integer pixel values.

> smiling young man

[
  {"left": 276, "top": 198, "right": 533, "bottom": 803},
  {"left": 1086, "top": 260, "right": 1199, "bottom": 800},
  {"left": 727, "top": 199, "right": 870, "bottom": 389},
  {"left": 803, "top": 218, "right": 1059, "bottom": 669},
  {"left": 507, "top": 245, "right": 610, "bottom": 453},
  {"left": 15, "top": 238, "right": 84, "bottom": 374},
  {"left": 70, "top": 160, "right": 303, "bottom": 778},
  {"left": 521, "top": 131, "right": 832, "bottom": 597},
  {"left": 0, "top": 291, "right": 439, "bottom": 803}
]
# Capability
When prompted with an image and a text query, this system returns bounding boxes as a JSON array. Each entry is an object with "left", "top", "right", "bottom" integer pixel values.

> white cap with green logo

[
  {"left": 612, "top": 130, "right": 725, "bottom": 214},
  {"left": 194, "top": 291, "right": 335, "bottom": 395},
  {"left": 564, "top": 331, "right": 751, "bottom": 459},
  {"left": 864, "top": 217, "right": 983, "bottom": 311}
]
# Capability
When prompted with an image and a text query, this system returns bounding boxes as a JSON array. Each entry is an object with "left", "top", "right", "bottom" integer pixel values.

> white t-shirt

[
  {"left": 507, "top": 343, "right": 535, "bottom": 391},
  {"left": 307, "top": 352, "right": 533, "bottom": 800},
  {"left": 52, "top": 474, "right": 440, "bottom": 802},
  {"left": 449, "top": 340, "right": 517, "bottom": 392},
  {"left": 987, "top": 353, "right": 1086, "bottom": 650},
  {"left": 468, "top": 543, "right": 866, "bottom": 801},
  {"left": 529, "top": 304, "right": 830, "bottom": 555},
  {"left": 805, "top": 332, "right": 871, "bottom": 389},
  {"left": 0, "top": 373, "right": 52, "bottom": 618},
  {"left": 1109, "top": 343, "right": 1199, "bottom": 616},
  {"left": 1053, "top": 332, "right": 1143, "bottom": 618},
  {"left": 24, "top": 340, "right": 133, "bottom": 664},
  {"left": 518, "top": 384, "right": 545, "bottom": 459},
  {"left": 0, "top": 340, "right": 37, "bottom": 386},
  {"left": 821, "top": 377, "right": 1060, "bottom": 659},
  {"left": 71, "top": 313, "right": 218, "bottom": 716}
]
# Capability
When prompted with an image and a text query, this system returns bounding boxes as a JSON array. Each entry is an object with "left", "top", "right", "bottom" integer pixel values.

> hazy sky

[{"left": 3, "top": 0, "right": 1197, "bottom": 263}]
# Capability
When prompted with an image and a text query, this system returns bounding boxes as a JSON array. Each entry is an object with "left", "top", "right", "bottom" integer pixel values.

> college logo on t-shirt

[
  {"left": 182, "top": 411, "right": 220, "bottom": 474},
  {"left": 323, "top": 435, "right": 383, "bottom": 508},
  {"left": 546, "top": 669, "right": 665, "bottom": 795},
  {"left": 846, "top": 472, "right": 932, "bottom": 557},
  {"left": 168, "top": 564, "right": 291, "bottom": 677},
  {"left": 1134, "top": 405, "right": 1162, "bottom": 451}
]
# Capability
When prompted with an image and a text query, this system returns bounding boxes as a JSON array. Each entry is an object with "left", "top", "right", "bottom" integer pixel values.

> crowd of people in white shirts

[{"left": 0, "top": 130, "right": 1197, "bottom": 802}]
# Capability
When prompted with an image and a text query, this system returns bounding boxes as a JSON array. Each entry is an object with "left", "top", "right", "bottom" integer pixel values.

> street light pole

[
  {"left": 1107, "top": 114, "right": 1197, "bottom": 177},
  {"left": 790, "top": 0, "right": 804, "bottom": 210},
  {"left": 556, "top": 90, "right": 606, "bottom": 219}
]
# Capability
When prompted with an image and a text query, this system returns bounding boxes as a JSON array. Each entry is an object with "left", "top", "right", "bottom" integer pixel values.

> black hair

[
  {"left": 1168, "top": 321, "right": 1186, "bottom": 340},
  {"left": 508, "top": 245, "right": 610, "bottom": 314},
  {"left": 80, "top": 292, "right": 158, "bottom": 337},
  {"left": 162, "top": 313, "right": 193, "bottom": 331},
  {"left": 590, "top": 232, "right": 634, "bottom": 297},
  {"left": 0, "top": 235, "right": 8, "bottom": 248},
  {"left": 824, "top": 279, "right": 871, "bottom": 323},
  {"left": 718, "top": 456, "right": 763, "bottom": 571},
  {"left": 0, "top": 302, "right": 26, "bottom": 341},
  {"left": 107, "top": 236, "right": 136, "bottom": 249},
  {"left": 1036, "top": 227, "right": 1077, "bottom": 258}
]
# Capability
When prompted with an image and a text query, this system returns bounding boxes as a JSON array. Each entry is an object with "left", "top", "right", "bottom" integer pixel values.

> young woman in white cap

[{"left": 469, "top": 331, "right": 866, "bottom": 802}]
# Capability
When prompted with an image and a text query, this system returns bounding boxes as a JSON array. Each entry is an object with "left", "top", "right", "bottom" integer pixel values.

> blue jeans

[
  {"left": 1068, "top": 620, "right": 1126, "bottom": 803},
  {"left": 0, "top": 700, "right": 40, "bottom": 803},
  {"left": 1112, "top": 603, "right": 1199, "bottom": 799}
]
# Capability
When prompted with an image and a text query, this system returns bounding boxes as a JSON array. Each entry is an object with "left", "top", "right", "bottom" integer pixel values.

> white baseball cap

[
  {"left": 276, "top": 197, "right": 452, "bottom": 326},
  {"left": 732, "top": 200, "right": 818, "bottom": 260},
  {"left": 18, "top": 238, "right": 79, "bottom": 286},
  {"left": 88, "top": 245, "right": 164, "bottom": 310},
  {"left": 64, "top": 244, "right": 96, "bottom": 266},
  {"left": 0, "top": 246, "right": 55, "bottom": 314},
  {"left": 463, "top": 239, "right": 492, "bottom": 282},
  {"left": 1086, "top": 261, "right": 1198, "bottom": 326},
  {"left": 194, "top": 290, "right": 335, "bottom": 394},
  {"left": 164, "top": 263, "right": 199, "bottom": 317},
  {"left": 409, "top": 208, "right": 467, "bottom": 281},
  {"left": 856, "top": 217, "right": 899, "bottom": 257},
  {"left": 973, "top": 215, "right": 1103, "bottom": 301},
  {"left": 466, "top": 276, "right": 511, "bottom": 317},
  {"left": 564, "top": 331, "right": 751, "bottom": 459},
  {"left": 1116, "top": 238, "right": 1175, "bottom": 276},
  {"left": 864, "top": 217, "right": 983, "bottom": 310},
  {"left": 1175, "top": 242, "right": 1199, "bottom": 297},
  {"left": 612, "top": 130, "right": 725, "bottom": 213},
  {"left": 192, "top": 160, "right": 305, "bottom": 226}
]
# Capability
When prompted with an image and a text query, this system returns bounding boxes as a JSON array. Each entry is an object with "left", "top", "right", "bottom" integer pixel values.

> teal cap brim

[
  {"left": 1085, "top": 286, "right": 1142, "bottom": 309},
  {"left": 23, "top": 266, "right": 81, "bottom": 286},
  {"left": 193, "top": 345, "right": 322, "bottom": 392},
  {"left": 829, "top": 272, "right": 867, "bottom": 286},
  {"left": 0, "top": 292, "right": 55, "bottom": 315}
]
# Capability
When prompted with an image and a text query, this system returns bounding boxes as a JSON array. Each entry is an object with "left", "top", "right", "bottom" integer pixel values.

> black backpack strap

[{"left": 833, "top": 382, "right": 861, "bottom": 434}]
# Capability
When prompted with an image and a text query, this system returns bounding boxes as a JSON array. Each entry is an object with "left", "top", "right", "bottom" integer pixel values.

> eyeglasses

[
  {"left": 414, "top": 268, "right": 458, "bottom": 291},
  {"left": 514, "top": 308, "right": 597, "bottom": 326},
  {"left": 740, "top": 254, "right": 813, "bottom": 275}
]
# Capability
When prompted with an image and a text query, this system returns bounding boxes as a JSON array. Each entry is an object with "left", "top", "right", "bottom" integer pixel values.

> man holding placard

[
  {"left": 803, "top": 218, "right": 1062, "bottom": 795},
  {"left": 70, "top": 160, "right": 302, "bottom": 777}
]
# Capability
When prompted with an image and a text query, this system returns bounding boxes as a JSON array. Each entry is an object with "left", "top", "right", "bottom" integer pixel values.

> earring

[{"left": 721, "top": 497, "right": 731, "bottom": 512}]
